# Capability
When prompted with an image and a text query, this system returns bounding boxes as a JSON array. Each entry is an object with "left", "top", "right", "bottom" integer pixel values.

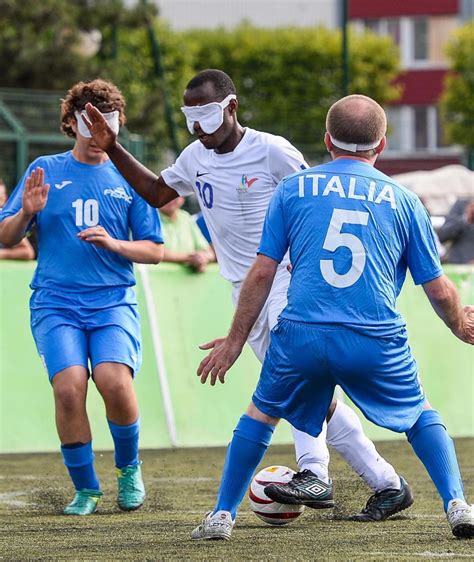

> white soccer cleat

[
  {"left": 447, "top": 499, "right": 474, "bottom": 538},
  {"left": 191, "top": 510, "right": 234, "bottom": 540}
]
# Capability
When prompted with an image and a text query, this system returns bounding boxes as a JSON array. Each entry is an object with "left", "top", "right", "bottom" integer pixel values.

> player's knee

[
  {"left": 96, "top": 377, "right": 133, "bottom": 406},
  {"left": 54, "top": 385, "right": 85, "bottom": 413},
  {"left": 246, "top": 402, "right": 279, "bottom": 426}
]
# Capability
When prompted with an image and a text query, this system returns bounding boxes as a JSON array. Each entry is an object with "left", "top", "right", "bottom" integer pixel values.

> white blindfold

[
  {"left": 75, "top": 109, "right": 120, "bottom": 138},
  {"left": 181, "top": 94, "right": 236, "bottom": 135}
]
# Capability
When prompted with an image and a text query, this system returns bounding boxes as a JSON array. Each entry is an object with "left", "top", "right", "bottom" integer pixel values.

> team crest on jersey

[
  {"left": 103, "top": 186, "right": 132, "bottom": 203},
  {"left": 237, "top": 174, "right": 258, "bottom": 193}
]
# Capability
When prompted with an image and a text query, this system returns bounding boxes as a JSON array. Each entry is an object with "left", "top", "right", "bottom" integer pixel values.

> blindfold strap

[{"left": 329, "top": 134, "right": 381, "bottom": 153}]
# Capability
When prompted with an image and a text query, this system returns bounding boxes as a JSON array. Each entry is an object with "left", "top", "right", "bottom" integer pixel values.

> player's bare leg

[
  {"left": 94, "top": 362, "right": 145, "bottom": 511},
  {"left": 53, "top": 366, "right": 102, "bottom": 515}
]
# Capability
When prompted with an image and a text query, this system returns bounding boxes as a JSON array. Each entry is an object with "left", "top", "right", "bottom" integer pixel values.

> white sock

[
  {"left": 326, "top": 401, "right": 400, "bottom": 492},
  {"left": 291, "top": 424, "right": 330, "bottom": 483}
]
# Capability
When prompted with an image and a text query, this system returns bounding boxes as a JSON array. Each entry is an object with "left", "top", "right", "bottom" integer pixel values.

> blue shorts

[
  {"left": 253, "top": 319, "right": 425, "bottom": 436},
  {"left": 31, "top": 304, "right": 142, "bottom": 382}
]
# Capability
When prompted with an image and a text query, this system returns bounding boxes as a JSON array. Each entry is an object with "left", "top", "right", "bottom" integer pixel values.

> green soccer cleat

[
  {"left": 116, "top": 463, "right": 146, "bottom": 511},
  {"left": 63, "top": 489, "right": 102, "bottom": 516}
]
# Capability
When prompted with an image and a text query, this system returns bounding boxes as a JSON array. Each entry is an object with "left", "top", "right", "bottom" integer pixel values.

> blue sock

[
  {"left": 61, "top": 441, "right": 100, "bottom": 492},
  {"left": 214, "top": 414, "right": 275, "bottom": 519},
  {"left": 108, "top": 418, "right": 140, "bottom": 469},
  {"left": 406, "top": 410, "right": 464, "bottom": 511}
]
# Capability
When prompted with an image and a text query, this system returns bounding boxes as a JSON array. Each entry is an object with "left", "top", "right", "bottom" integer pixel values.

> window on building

[
  {"left": 385, "top": 107, "right": 402, "bottom": 151},
  {"left": 414, "top": 106, "right": 429, "bottom": 150},
  {"left": 413, "top": 18, "right": 428, "bottom": 62},
  {"left": 385, "top": 105, "right": 453, "bottom": 153},
  {"left": 364, "top": 19, "right": 379, "bottom": 33},
  {"left": 358, "top": 16, "right": 431, "bottom": 68},
  {"left": 386, "top": 19, "right": 401, "bottom": 47},
  {"left": 436, "top": 107, "right": 449, "bottom": 148}
]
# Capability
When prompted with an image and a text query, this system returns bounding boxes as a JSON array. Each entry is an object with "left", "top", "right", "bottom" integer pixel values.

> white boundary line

[{"left": 138, "top": 264, "right": 178, "bottom": 446}]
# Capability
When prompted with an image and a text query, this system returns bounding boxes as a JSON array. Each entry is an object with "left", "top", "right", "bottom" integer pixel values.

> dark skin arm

[{"left": 83, "top": 103, "right": 178, "bottom": 208}]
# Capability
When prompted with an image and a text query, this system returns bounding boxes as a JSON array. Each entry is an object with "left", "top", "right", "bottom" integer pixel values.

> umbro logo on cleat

[{"left": 305, "top": 482, "right": 329, "bottom": 498}]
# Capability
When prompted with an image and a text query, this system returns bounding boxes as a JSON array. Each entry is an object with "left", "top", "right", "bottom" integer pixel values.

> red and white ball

[{"left": 248, "top": 465, "right": 305, "bottom": 526}]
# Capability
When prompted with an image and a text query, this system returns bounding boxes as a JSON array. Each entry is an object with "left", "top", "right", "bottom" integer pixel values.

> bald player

[{"left": 194, "top": 94, "right": 474, "bottom": 540}]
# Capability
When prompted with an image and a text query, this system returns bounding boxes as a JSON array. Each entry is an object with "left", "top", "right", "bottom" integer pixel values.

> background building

[
  {"left": 350, "top": 0, "right": 468, "bottom": 175},
  {"left": 154, "top": 0, "right": 337, "bottom": 30},
  {"left": 154, "top": 0, "right": 471, "bottom": 175}
]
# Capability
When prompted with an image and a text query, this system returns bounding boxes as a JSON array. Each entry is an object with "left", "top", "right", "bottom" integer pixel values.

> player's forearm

[
  {"left": 228, "top": 256, "right": 278, "bottom": 348},
  {"left": 0, "top": 211, "right": 33, "bottom": 247},
  {"left": 423, "top": 275, "right": 464, "bottom": 333},
  {"left": 113, "top": 240, "right": 163, "bottom": 264},
  {"left": 162, "top": 248, "right": 192, "bottom": 264},
  {"left": 106, "top": 144, "right": 174, "bottom": 208},
  {"left": 0, "top": 238, "right": 35, "bottom": 261}
]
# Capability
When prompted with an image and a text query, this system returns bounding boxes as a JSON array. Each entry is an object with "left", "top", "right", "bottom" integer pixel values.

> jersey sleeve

[
  {"left": 406, "top": 198, "right": 443, "bottom": 285},
  {"left": 257, "top": 181, "right": 289, "bottom": 263},
  {"left": 160, "top": 146, "right": 194, "bottom": 197},
  {"left": 129, "top": 194, "right": 164, "bottom": 243},
  {"left": 267, "top": 138, "right": 308, "bottom": 185}
]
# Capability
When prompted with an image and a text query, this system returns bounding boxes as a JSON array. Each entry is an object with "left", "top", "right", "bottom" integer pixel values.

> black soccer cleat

[
  {"left": 350, "top": 476, "right": 414, "bottom": 522},
  {"left": 264, "top": 469, "right": 335, "bottom": 509}
]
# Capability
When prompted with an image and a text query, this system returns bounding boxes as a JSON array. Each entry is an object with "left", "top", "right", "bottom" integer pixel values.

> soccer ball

[{"left": 248, "top": 465, "right": 305, "bottom": 525}]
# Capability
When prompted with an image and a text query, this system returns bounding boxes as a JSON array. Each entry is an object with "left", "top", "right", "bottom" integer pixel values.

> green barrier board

[
  {"left": 0, "top": 263, "right": 171, "bottom": 453},
  {"left": 1, "top": 262, "right": 473, "bottom": 453},
  {"left": 351, "top": 267, "right": 474, "bottom": 441}
]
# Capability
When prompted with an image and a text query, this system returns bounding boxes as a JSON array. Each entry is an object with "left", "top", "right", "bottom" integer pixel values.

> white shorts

[{"left": 232, "top": 266, "right": 291, "bottom": 363}]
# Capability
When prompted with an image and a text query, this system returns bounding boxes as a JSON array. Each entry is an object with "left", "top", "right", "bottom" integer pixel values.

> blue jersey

[
  {"left": 0, "top": 151, "right": 163, "bottom": 308},
  {"left": 258, "top": 158, "right": 442, "bottom": 335}
]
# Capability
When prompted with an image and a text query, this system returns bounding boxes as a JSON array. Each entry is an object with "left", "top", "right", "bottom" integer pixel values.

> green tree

[
  {"left": 182, "top": 24, "right": 401, "bottom": 162},
  {"left": 441, "top": 22, "right": 474, "bottom": 154},
  {"left": 0, "top": 4, "right": 401, "bottom": 166},
  {"left": 0, "top": 0, "right": 191, "bottom": 166},
  {"left": 88, "top": 20, "right": 194, "bottom": 167},
  {"left": 0, "top": 0, "right": 88, "bottom": 89}
]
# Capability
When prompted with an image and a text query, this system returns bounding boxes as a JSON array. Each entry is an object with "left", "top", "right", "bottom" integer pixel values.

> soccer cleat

[
  {"left": 264, "top": 469, "right": 335, "bottom": 509},
  {"left": 63, "top": 489, "right": 102, "bottom": 515},
  {"left": 350, "top": 476, "right": 413, "bottom": 522},
  {"left": 447, "top": 499, "right": 474, "bottom": 538},
  {"left": 191, "top": 510, "right": 234, "bottom": 540},
  {"left": 116, "top": 463, "right": 146, "bottom": 511}
]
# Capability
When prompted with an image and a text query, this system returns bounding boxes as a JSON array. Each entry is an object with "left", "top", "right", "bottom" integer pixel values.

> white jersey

[{"left": 161, "top": 128, "right": 307, "bottom": 283}]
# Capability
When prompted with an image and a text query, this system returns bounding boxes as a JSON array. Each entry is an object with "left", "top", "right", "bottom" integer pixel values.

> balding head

[{"left": 326, "top": 94, "right": 387, "bottom": 158}]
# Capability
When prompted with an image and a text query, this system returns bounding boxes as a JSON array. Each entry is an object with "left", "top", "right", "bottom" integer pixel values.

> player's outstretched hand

[
  {"left": 82, "top": 103, "right": 117, "bottom": 152},
  {"left": 456, "top": 305, "right": 474, "bottom": 345},
  {"left": 22, "top": 167, "right": 49, "bottom": 217},
  {"left": 197, "top": 337, "right": 243, "bottom": 386},
  {"left": 77, "top": 226, "right": 119, "bottom": 252}
]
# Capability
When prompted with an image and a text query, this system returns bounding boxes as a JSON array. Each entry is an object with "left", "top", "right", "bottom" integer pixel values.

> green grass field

[{"left": 1, "top": 439, "right": 473, "bottom": 560}]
